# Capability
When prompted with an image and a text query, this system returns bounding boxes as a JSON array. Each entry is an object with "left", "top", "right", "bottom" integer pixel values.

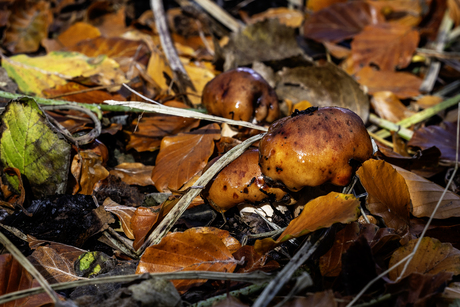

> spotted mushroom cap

[
  {"left": 203, "top": 148, "right": 288, "bottom": 212},
  {"left": 202, "top": 67, "right": 280, "bottom": 123},
  {"left": 258, "top": 106, "right": 373, "bottom": 191}
]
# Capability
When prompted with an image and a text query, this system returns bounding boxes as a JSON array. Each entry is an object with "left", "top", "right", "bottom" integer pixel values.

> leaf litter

[{"left": 0, "top": 1, "right": 460, "bottom": 306}]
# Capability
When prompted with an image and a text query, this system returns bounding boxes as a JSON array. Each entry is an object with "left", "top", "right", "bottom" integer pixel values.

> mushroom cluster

[
  {"left": 203, "top": 148, "right": 288, "bottom": 212},
  {"left": 258, "top": 106, "right": 373, "bottom": 191},
  {"left": 202, "top": 67, "right": 280, "bottom": 124}
]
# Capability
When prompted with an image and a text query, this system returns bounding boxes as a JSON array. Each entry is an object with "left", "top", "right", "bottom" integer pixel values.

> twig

[
  {"left": 252, "top": 230, "right": 328, "bottom": 307},
  {"left": 0, "top": 271, "right": 272, "bottom": 305},
  {"left": 0, "top": 232, "right": 60, "bottom": 305},
  {"left": 151, "top": 0, "right": 196, "bottom": 96},
  {"left": 416, "top": 48, "right": 460, "bottom": 60},
  {"left": 373, "top": 93, "right": 460, "bottom": 139},
  {"left": 138, "top": 133, "right": 264, "bottom": 254},
  {"left": 193, "top": 0, "right": 243, "bottom": 32},
  {"left": 104, "top": 100, "right": 268, "bottom": 131},
  {"left": 369, "top": 114, "right": 414, "bottom": 140}
]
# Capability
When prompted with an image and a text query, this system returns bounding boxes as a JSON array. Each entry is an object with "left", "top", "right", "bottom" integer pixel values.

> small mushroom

[
  {"left": 202, "top": 67, "right": 280, "bottom": 124},
  {"left": 259, "top": 106, "right": 373, "bottom": 191},
  {"left": 203, "top": 148, "right": 288, "bottom": 212}
]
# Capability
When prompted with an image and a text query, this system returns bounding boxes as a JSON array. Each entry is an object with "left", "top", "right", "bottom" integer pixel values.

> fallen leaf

[
  {"left": 275, "top": 62, "right": 369, "bottom": 120},
  {"left": 304, "top": 2, "right": 384, "bottom": 42},
  {"left": 86, "top": 2, "right": 127, "bottom": 37},
  {"left": 233, "top": 245, "right": 279, "bottom": 273},
  {"left": 126, "top": 101, "right": 200, "bottom": 152},
  {"left": 2, "top": 51, "right": 128, "bottom": 96},
  {"left": 0, "top": 254, "right": 55, "bottom": 307},
  {"left": 28, "top": 246, "right": 82, "bottom": 283},
  {"left": 255, "top": 192, "right": 360, "bottom": 254},
  {"left": 357, "top": 160, "right": 411, "bottom": 235},
  {"left": 449, "top": 0, "right": 460, "bottom": 26},
  {"left": 193, "top": 227, "right": 241, "bottom": 254},
  {"left": 408, "top": 121, "right": 457, "bottom": 162},
  {"left": 356, "top": 66, "right": 422, "bottom": 98},
  {"left": 385, "top": 272, "right": 453, "bottom": 306},
  {"left": 182, "top": 60, "right": 216, "bottom": 105},
  {"left": 57, "top": 22, "right": 101, "bottom": 48},
  {"left": 147, "top": 48, "right": 174, "bottom": 90},
  {"left": 28, "top": 239, "right": 86, "bottom": 264},
  {"left": 307, "top": 0, "right": 347, "bottom": 12},
  {"left": 132, "top": 206, "right": 162, "bottom": 251},
  {"left": 103, "top": 198, "right": 136, "bottom": 240},
  {"left": 109, "top": 163, "right": 154, "bottom": 186},
  {"left": 249, "top": 7, "right": 304, "bottom": 28},
  {"left": 71, "top": 150, "right": 109, "bottom": 195},
  {"left": 3, "top": 0, "right": 52, "bottom": 53},
  {"left": 151, "top": 123, "right": 221, "bottom": 192},
  {"left": 43, "top": 82, "right": 126, "bottom": 104},
  {"left": 388, "top": 237, "right": 460, "bottom": 280},
  {"left": 0, "top": 98, "right": 71, "bottom": 198},
  {"left": 323, "top": 42, "right": 351, "bottom": 59},
  {"left": 136, "top": 228, "right": 239, "bottom": 293},
  {"left": 392, "top": 165, "right": 460, "bottom": 219},
  {"left": 352, "top": 23, "right": 419, "bottom": 71},
  {"left": 416, "top": 95, "right": 443, "bottom": 109},
  {"left": 371, "top": 91, "right": 415, "bottom": 123}
]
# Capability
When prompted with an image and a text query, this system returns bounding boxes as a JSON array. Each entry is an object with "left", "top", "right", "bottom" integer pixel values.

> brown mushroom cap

[
  {"left": 259, "top": 106, "right": 373, "bottom": 191},
  {"left": 202, "top": 67, "right": 280, "bottom": 123},
  {"left": 203, "top": 148, "right": 288, "bottom": 212}
]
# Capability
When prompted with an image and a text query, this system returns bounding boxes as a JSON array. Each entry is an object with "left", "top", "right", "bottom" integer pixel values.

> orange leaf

[
  {"left": 307, "top": 0, "right": 347, "bottom": 12},
  {"left": 388, "top": 237, "right": 460, "bottom": 280},
  {"left": 57, "top": 22, "right": 101, "bottom": 48},
  {"left": 193, "top": 227, "right": 241, "bottom": 254},
  {"left": 43, "top": 82, "right": 126, "bottom": 104},
  {"left": 233, "top": 245, "right": 279, "bottom": 273},
  {"left": 151, "top": 123, "right": 221, "bottom": 192},
  {"left": 370, "top": 91, "right": 415, "bottom": 123},
  {"left": 255, "top": 192, "right": 360, "bottom": 254},
  {"left": 392, "top": 165, "right": 460, "bottom": 219},
  {"left": 249, "top": 7, "right": 304, "bottom": 28},
  {"left": 70, "top": 150, "right": 109, "bottom": 195},
  {"left": 126, "top": 101, "right": 200, "bottom": 152},
  {"left": 103, "top": 198, "right": 136, "bottom": 240},
  {"left": 136, "top": 228, "right": 238, "bottom": 293},
  {"left": 352, "top": 23, "right": 419, "bottom": 71},
  {"left": 304, "top": 2, "right": 384, "bottom": 42},
  {"left": 109, "top": 163, "right": 154, "bottom": 186},
  {"left": 132, "top": 206, "right": 161, "bottom": 251},
  {"left": 357, "top": 160, "right": 411, "bottom": 235},
  {"left": 3, "top": 1, "right": 52, "bottom": 53},
  {"left": 356, "top": 66, "right": 422, "bottom": 98},
  {"left": 0, "top": 254, "right": 55, "bottom": 307}
]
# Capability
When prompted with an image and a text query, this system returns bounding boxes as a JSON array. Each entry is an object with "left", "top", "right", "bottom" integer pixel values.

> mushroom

[
  {"left": 203, "top": 148, "right": 289, "bottom": 212},
  {"left": 258, "top": 106, "right": 373, "bottom": 191},
  {"left": 202, "top": 67, "right": 280, "bottom": 124}
]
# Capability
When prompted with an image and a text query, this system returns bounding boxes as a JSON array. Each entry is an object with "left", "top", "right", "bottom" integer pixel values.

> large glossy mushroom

[
  {"left": 203, "top": 148, "right": 289, "bottom": 212},
  {"left": 258, "top": 106, "right": 373, "bottom": 191},
  {"left": 202, "top": 67, "right": 280, "bottom": 124}
]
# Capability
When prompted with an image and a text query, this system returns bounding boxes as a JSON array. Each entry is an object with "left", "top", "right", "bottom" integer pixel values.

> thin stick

[
  {"left": 151, "top": 0, "right": 195, "bottom": 94},
  {"left": 252, "top": 230, "right": 328, "bottom": 307},
  {"left": 369, "top": 114, "right": 413, "bottom": 140},
  {"left": 138, "top": 133, "right": 264, "bottom": 254},
  {"left": 104, "top": 100, "right": 268, "bottom": 131},
  {"left": 194, "top": 0, "right": 242, "bottom": 32},
  {"left": 0, "top": 232, "right": 59, "bottom": 304},
  {"left": 0, "top": 270, "right": 272, "bottom": 305}
]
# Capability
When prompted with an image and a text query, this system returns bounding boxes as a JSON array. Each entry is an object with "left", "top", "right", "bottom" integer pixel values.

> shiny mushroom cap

[
  {"left": 258, "top": 106, "right": 373, "bottom": 191},
  {"left": 202, "top": 67, "right": 280, "bottom": 124},
  {"left": 203, "top": 148, "right": 288, "bottom": 212}
]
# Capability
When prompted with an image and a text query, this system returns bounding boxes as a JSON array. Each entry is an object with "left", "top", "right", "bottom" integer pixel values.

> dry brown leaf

[
  {"left": 388, "top": 237, "right": 460, "bottom": 280},
  {"left": 357, "top": 160, "right": 411, "bottom": 235},
  {"left": 255, "top": 192, "right": 360, "bottom": 254},
  {"left": 352, "top": 23, "right": 419, "bottom": 71},
  {"left": 371, "top": 91, "right": 415, "bottom": 123},
  {"left": 103, "top": 198, "right": 136, "bottom": 240},
  {"left": 304, "top": 2, "right": 384, "bottom": 42},
  {"left": 233, "top": 245, "right": 279, "bottom": 273},
  {"left": 57, "top": 22, "right": 101, "bottom": 48},
  {"left": 307, "top": 0, "right": 347, "bottom": 12},
  {"left": 408, "top": 121, "right": 457, "bottom": 162},
  {"left": 449, "top": 0, "right": 460, "bottom": 26},
  {"left": 86, "top": 2, "right": 127, "bottom": 37},
  {"left": 28, "top": 246, "right": 82, "bottom": 283},
  {"left": 136, "top": 228, "right": 238, "bottom": 293},
  {"left": 3, "top": 0, "right": 52, "bottom": 53},
  {"left": 147, "top": 48, "right": 174, "bottom": 90},
  {"left": 193, "top": 227, "right": 241, "bottom": 254},
  {"left": 132, "top": 206, "right": 161, "bottom": 251},
  {"left": 356, "top": 66, "right": 422, "bottom": 98},
  {"left": 323, "top": 42, "right": 351, "bottom": 59},
  {"left": 0, "top": 254, "right": 56, "bottom": 307},
  {"left": 392, "top": 165, "right": 460, "bottom": 219},
  {"left": 151, "top": 123, "right": 221, "bottom": 192},
  {"left": 249, "top": 7, "right": 304, "bottom": 28},
  {"left": 43, "top": 82, "right": 126, "bottom": 104},
  {"left": 70, "top": 150, "right": 110, "bottom": 195},
  {"left": 28, "top": 240, "right": 86, "bottom": 264},
  {"left": 109, "top": 163, "right": 154, "bottom": 186},
  {"left": 126, "top": 101, "right": 200, "bottom": 152},
  {"left": 416, "top": 95, "right": 443, "bottom": 109},
  {"left": 182, "top": 60, "right": 216, "bottom": 105}
]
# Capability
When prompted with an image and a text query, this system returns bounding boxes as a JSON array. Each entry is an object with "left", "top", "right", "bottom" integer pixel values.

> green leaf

[{"left": 0, "top": 97, "right": 71, "bottom": 198}]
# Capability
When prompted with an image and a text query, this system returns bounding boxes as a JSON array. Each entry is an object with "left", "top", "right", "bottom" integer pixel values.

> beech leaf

[{"left": 136, "top": 228, "right": 239, "bottom": 293}]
